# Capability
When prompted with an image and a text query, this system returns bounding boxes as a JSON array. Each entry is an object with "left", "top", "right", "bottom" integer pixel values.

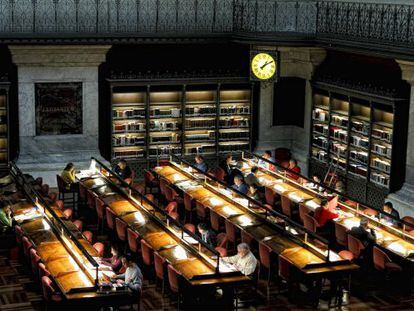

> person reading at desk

[
  {"left": 286, "top": 159, "right": 301, "bottom": 181},
  {"left": 248, "top": 184, "right": 264, "bottom": 204},
  {"left": 307, "top": 175, "right": 324, "bottom": 192},
  {"left": 232, "top": 175, "right": 248, "bottom": 194},
  {"left": 314, "top": 198, "right": 339, "bottom": 238},
  {"left": 197, "top": 222, "right": 217, "bottom": 248},
  {"left": 113, "top": 255, "right": 143, "bottom": 293},
  {"left": 258, "top": 151, "right": 276, "bottom": 171},
  {"left": 382, "top": 202, "right": 400, "bottom": 226},
  {"left": 194, "top": 155, "right": 208, "bottom": 173},
  {"left": 350, "top": 218, "right": 376, "bottom": 263},
  {"left": 245, "top": 166, "right": 261, "bottom": 188},
  {"left": 223, "top": 243, "right": 257, "bottom": 276},
  {"left": 0, "top": 206, "right": 12, "bottom": 233},
  {"left": 60, "top": 163, "right": 79, "bottom": 192},
  {"left": 99, "top": 245, "right": 122, "bottom": 273},
  {"left": 114, "top": 159, "right": 132, "bottom": 182}
]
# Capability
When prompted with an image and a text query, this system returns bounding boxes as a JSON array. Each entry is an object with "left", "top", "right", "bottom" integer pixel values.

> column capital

[
  {"left": 397, "top": 59, "right": 414, "bottom": 85},
  {"left": 8, "top": 45, "right": 112, "bottom": 67}
]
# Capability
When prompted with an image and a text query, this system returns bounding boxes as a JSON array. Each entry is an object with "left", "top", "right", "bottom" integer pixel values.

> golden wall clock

[{"left": 250, "top": 52, "right": 278, "bottom": 81}]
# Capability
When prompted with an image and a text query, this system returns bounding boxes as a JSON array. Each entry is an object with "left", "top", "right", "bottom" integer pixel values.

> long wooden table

[
  {"left": 153, "top": 163, "right": 358, "bottom": 276},
  {"left": 78, "top": 171, "right": 249, "bottom": 287},
  {"left": 240, "top": 157, "right": 414, "bottom": 262}
]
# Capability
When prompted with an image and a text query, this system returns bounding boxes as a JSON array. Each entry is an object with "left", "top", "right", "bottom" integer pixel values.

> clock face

[{"left": 251, "top": 53, "right": 276, "bottom": 80}]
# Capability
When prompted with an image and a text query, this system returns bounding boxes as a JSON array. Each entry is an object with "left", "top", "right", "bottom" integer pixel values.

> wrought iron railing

[{"left": 0, "top": 0, "right": 413, "bottom": 49}]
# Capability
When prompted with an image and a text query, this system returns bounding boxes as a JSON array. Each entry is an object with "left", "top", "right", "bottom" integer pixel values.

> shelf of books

[
  {"left": 110, "top": 83, "right": 252, "bottom": 162},
  {"left": 0, "top": 85, "right": 9, "bottom": 167},
  {"left": 310, "top": 85, "right": 408, "bottom": 194}
]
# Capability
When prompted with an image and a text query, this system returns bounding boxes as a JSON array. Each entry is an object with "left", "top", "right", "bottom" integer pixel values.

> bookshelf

[
  {"left": 310, "top": 83, "right": 409, "bottom": 207},
  {"left": 0, "top": 84, "right": 9, "bottom": 168},
  {"left": 109, "top": 83, "right": 252, "bottom": 162}
]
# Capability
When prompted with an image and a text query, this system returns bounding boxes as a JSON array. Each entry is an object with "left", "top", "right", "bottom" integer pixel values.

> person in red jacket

[
  {"left": 287, "top": 159, "right": 301, "bottom": 180},
  {"left": 314, "top": 198, "right": 339, "bottom": 240}
]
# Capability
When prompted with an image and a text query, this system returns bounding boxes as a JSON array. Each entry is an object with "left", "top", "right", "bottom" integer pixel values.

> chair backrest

[
  {"left": 141, "top": 239, "right": 154, "bottom": 266},
  {"left": 299, "top": 204, "right": 311, "bottom": 223},
  {"left": 127, "top": 228, "right": 140, "bottom": 253},
  {"left": 195, "top": 200, "right": 207, "bottom": 219},
  {"left": 215, "top": 247, "right": 227, "bottom": 257},
  {"left": 184, "top": 223, "right": 196, "bottom": 234},
  {"left": 184, "top": 193, "right": 194, "bottom": 212},
  {"left": 402, "top": 216, "right": 414, "bottom": 231},
  {"left": 335, "top": 222, "right": 348, "bottom": 247},
  {"left": 82, "top": 231, "right": 93, "bottom": 244},
  {"left": 38, "top": 262, "right": 50, "bottom": 278},
  {"left": 15, "top": 225, "right": 23, "bottom": 244},
  {"left": 373, "top": 246, "right": 391, "bottom": 271},
  {"left": 145, "top": 194, "right": 155, "bottom": 203},
  {"left": 79, "top": 183, "right": 87, "bottom": 200},
  {"left": 303, "top": 214, "right": 318, "bottom": 233},
  {"left": 225, "top": 219, "right": 237, "bottom": 243},
  {"left": 281, "top": 195, "right": 292, "bottom": 218},
  {"left": 215, "top": 167, "right": 226, "bottom": 181},
  {"left": 35, "top": 177, "right": 43, "bottom": 186},
  {"left": 144, "top": 170, "right": 155, "bottom": 184},
  {"left": 241, "top": 230, "right": 253, "bottom": 246},
  {"left": 95, "top": 197, "right": 106, "bottom": 220},
  {"left": 115, "top": 218, "right": 127, "bottom": 241},
  {"left": 165, "top": 184, "right": 177, "bottom": 202},
  {"left": 49, "top": 192, "right": 58, "bottom": 202},
  {"left": 130, "top": 170, "right": 136, "bottom": 184},
  {"left": 63, "top": 208, "right": 73, "bottom": 220},
  {"left": 159, "top": 178, "right": 169, "bottom": 196},
  {"left": 55, "top": 200, "right": 64, "bottom": 210},
  {"left": 169, "top": 212, "right": 180, "bottom": 221},
  {"left": 73, "top": 220, "right": 83, "bottom": 232},
  {"left": 154, "top": 251, "right": 166, "bottom": 280},
  {"left": 22, "top": 236, "right": 33, "bottom": 258},
  {"left": 348, "top": 234, "right": 365, "bottom": 258},
  {"left": 259, "top": 242, "right": 272, "bottom": 269},
  {"left": 93, "top": 242, "right": 105, "bottom": 257},
  {"left": 105, "top": 207, "right": 116, "bottom": 230},
  {"left": 30, "top": 248, "right": 41, "bottom": 276},
  {"left": 216, "top": 232, "right": 228, "bottom": 249},
  {"left": 41, "top": 184, "right": 50, "bottom": 196},
  {"left": 167, "top": 264, "right": 181, "bottom": 293},
  {"left": 165, "top": 202, "right": 178, "bottom": 214},
  {"left": 87, "top": 190, "right": 96, "bottom": 210},
  {"left": 134, "top": 184, "right": 145, "bottom": 194},
  {"left": 265, "top": 187, "right": 277, "bottom": 207},
  {"left": 278, "top": 256, "right": 291, "bottom": 281},
  {"left": 41, "top": 276, "right": 56, "bottom": 302},
  {"left": 264, "top": 204, "right": 273, "bottom": 211},
  {"left": 56, "top": 175, "right": 65, "bottom": 192},
  {"left": 210, "top": 210, "right": 221, "bottom": 232}
]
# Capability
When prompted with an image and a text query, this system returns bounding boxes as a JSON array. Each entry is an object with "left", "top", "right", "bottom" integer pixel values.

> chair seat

[
  {"left": 385, "top": 262, "right": 402, "bottom": 272},
  {"left": 338, "top": 250, "right": 354, "bottom": 261}
]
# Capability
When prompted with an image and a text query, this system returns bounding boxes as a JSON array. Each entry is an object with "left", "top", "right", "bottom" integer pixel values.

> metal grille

[
  {"left": 346, "top": 176, "right": 366, "bottom": 203},
  {"left": 366, "top": 185, "right": 388, "bottom": 210}
]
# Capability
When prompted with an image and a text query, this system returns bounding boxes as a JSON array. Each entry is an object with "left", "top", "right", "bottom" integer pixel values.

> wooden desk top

[
  {"left": 145, "top": 231, "right": 179, "bottom": 251},
  {"left": 154, "top": 166, "right": 189, "bottom": 184},
  {"left": 173, "top": 258, "right": 214, "bottom": 280},
  {"left": 55, "top": 271, "right": 94, "bottom": 293},
  {"left": 107, "top": 200, "right": 137, "bottom": 216},
  {"left": 82, "top": 177, "right": 107, "bottom": 189},
  {"left": 37, "top": 242, "right": 69, "bottom": 262},
  {"left": 158, "top": 245, "right": 195, "bottom": 264}
]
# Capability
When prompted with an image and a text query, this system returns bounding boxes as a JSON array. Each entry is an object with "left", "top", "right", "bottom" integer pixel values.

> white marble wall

[{"left": 18, "top": 66, "right": 99, "bottom": 164}]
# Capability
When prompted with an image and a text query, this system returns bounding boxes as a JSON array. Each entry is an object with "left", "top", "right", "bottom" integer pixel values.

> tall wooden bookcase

[
  {"left": 0, "top": 82, "right": 10, "bottom": 170},
  {"left": 309, "top": 82, "right": 409, "bottom": 208}
]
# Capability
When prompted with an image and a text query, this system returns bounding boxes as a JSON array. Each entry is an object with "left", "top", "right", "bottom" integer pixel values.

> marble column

[
  {"left": 254, "top": 46, "right": 326, "bottom": 175},
  {"left": 387, "top": 60, "right": 414, "bottom": 216},
  {"left": 9, "top": 45, "right": 111, "bottom": 186}
]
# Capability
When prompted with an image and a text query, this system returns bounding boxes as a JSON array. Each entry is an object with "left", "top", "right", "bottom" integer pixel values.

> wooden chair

[
  {"left": 402, "top": 216, "right": 414, "bottom": 231},
  {"left": 195, "top": 200, "right": 208, "bottom": 221},
  {"left": 95, "top": 197, "right": 106, "bottom": 234},
  {"left": 38, "top": 262, "right": 51, "bottom": 278},
  {"left": 265, "top": 187, "right": 279, "bottom": 208},
  {"left": 154, "top": 251, "right": 167, "bottom": 295},
  {"left": 82, "top": 231, "right": 93, "bottom": 243},
  {"left": 347, "top": 234, "right": 365, "bottom": 260},
  {"left": 105, "top": 207, "right": 116, "bottom": 231},
  {"left": 373, "top": 246, "right": 402, "bottom": 273},
  {"left": 127, "top": 228, "right": 140, "bottom": 254},
  {"left": 183, "top": 192, "right": 195, "bottom": 223},
  {"left": 335, "top": 222, "right": 348, "bottom": 247},
  {"left": 210, "top": 210, "right": 223, "bottom": 232},
  {"left": 281, "top": 195, "right": 295, "bottom": 218},
  {"left": 93, "top": 242, "right": 105, "bottom": 257},
  {"left": 225, "top": 219, "right": 239, "bottom": 251},
  {"left": 73, "top": 219, "right": 83, "bottom": 232},
  {"left": 167, "top": 264, "right": 183, "bottom": 310},
  {"left": 41, "top": 276, "right": 63, "bottom": 304},
  {"left": 115, "top": 218, "right": 128, "bottom": 242},
  {"left": 56, "top": 175, "right": 76, "bottom": 208},
  {"left": 259, "top": 242, "right": 275, "bottom": 299},
  {"left": 144, "top": 170, "right": 159, "bottom": 194}
]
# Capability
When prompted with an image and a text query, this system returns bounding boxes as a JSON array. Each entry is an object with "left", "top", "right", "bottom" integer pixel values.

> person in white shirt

[
  {"left": 114, "top": 255, "right": 143, "bottom": 292},
  {"left": 223, "top": 243, "right": 257, "bottom": 276}
]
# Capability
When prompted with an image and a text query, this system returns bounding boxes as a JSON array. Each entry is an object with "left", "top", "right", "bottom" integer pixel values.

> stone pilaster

[
  {"left": 386, "top": 60, "right": 414, "bottom": 216},
  {"left": 9, "top": 45, "right": 111, "bottom": 186},
  {"left": 254, "top": 46, "right": 326, "bottom": 175}
]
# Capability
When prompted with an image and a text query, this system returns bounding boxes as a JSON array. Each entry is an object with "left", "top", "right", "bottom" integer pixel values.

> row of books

[
  {"left": 219, "top": 131, "right": 249, "bottom": 140},
  {"left": 150, "top": 108, "right": 181, "bottom": 118},
  {"left": 350, "top": 135, "right": 369, "bottom": 149},
  {"left": 372, "top": 128, "right": 392, "bottom": 143},
  {"left": 113, "top": 109, "right": 145, "bottom": 119},
  {"left": 372, "top": 157, "right": 391, "bottom": 173},
  {"left": 312, "top": 109, "right": 329, "bottom": 122},
  {"left": 184, "top": 145, "right": 216, "bottom": 155},
  {"left": 331, "top": 115, "right": 349, "bottom": 127},
  {"left": 112, "top": 136, "right": 145, "bottom": 147},
  {"left": 350, "top": 150, "right": 369, "bottom": 164},
  {"left": 113, "top": 148, "right": 145, "bottom": 158},
  {"left": 330, "top": 127, "right": 348, "bottom": 142},
  {"left": 219, "top": 143, "right": 249, "bottom": 152},
  {"left": 185, "top": 107, "right": 216, "bottom": 115},
  {"left": 185, "top": 119, "right": 215, "bottom": 129},
  {"left": 185, "top": 131, "right": 215, "bottom": 141},
  {"left": 113, "top": 122, "right": 145, "bottom": 133},
  {"left": 371, "top": 171, "right": 390, "bottom": 187},
  {"left": 219, "top": 117, "right": 249, "bottom": 128},
  {"left": 312, "top": 149, "right": 328, "bottom": 162},
  {"left": 330, "top": 156, "right": 347, "bottom": 170},
  {"left": 150, "top": 121, "right": 180, "bottom": 131},
  {"left": 351, "top": 120, "right": 370, "bottom": 135},
  {"left": 331, "top": 142, "right": 347, "bottom": 157},
  {"left": 220, "top": 106, "right": 250, "bottom": 115},
  {"left": 313, "top": 124, "right": 329, "bottom": 136},
  {"left": 313, "top": 136, "right": 328, "bottom": 149},
  {"left": 349, "top": 163, "right": 367, "bottom": 177},
  {"left": 149, "top": 146, "right": 181, "bottom": 157},
  {"left": 372, "top": 143, "right": 392, "bottom": 157},
  {"left": 149, "top": 133, "right": 180, "bottom": 143}
]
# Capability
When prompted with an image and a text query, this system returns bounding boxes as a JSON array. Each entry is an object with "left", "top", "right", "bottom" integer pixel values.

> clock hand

[{"left": 260, "top": 60, "right": 274, "bottom": 70}]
